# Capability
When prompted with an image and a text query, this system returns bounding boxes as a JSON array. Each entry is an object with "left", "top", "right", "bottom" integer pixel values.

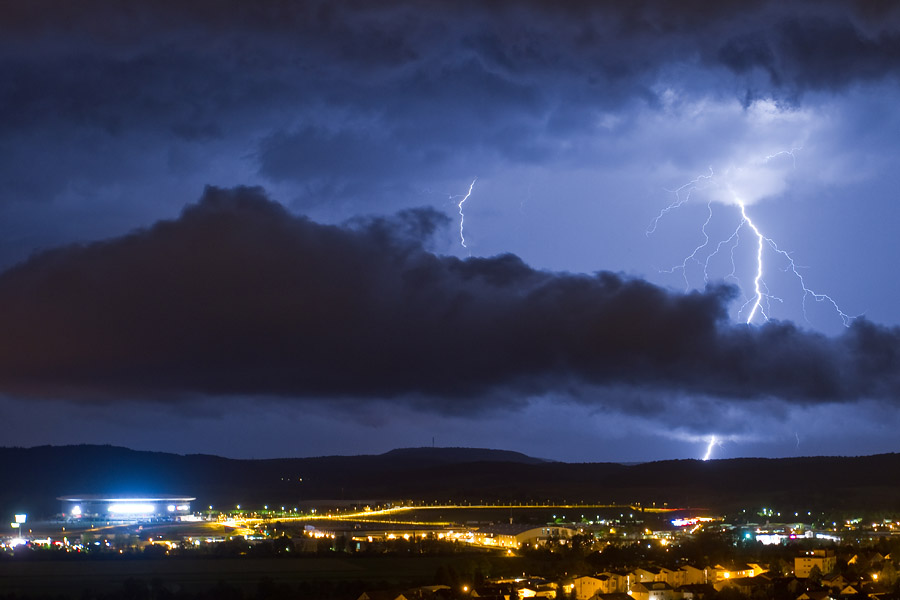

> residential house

[
  {"left": 680, "top": 565, "right": 708, "bottom": 585},
  {"left": 676, "top": 583, "right": 716, "bottom": 600},
  {"left": 519, "top": 584, "right": 557, "bottom": 599},
  {"left": 712, "top": 563, "right": 758, "bottom": 582},
  {"left": 629, "top": 581, "right": 676, "bottom": 600},
  {"left": 821, "top": 574, "right": 849, "bottom": 591},
  {"left": 593, "top": 594, "right": 631, "bottom": 600},
  {"left": 357, "top": 592, "right": 409, "bottom": 600},
  {"left": 593, "top": 594, "right": 632, "bottom": 600},
  {"left": 633, "top": 567, "right": 683, "bottom": 588},
  {"left": 588, "top": 573, "right": 628, "bottom": 595},
  {"left": 572, "top": 577, "right": 604, "bottom": 600},
  {"left": 717, "top": 576, "right": 772, "bottom": 596}
]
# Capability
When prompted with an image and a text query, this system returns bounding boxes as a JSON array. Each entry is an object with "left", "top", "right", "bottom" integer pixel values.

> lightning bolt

[
  {"left": 764, "top": 148, "right": 799, "bottom": 168},
  {"left": 739, "top": 202, "right": 766, "bottom": 324},
  {"left": 735, "top": 200, "right": 852, "bottom": 326},
  {"left": 455, "top": 178, "right": 477, "bottom": 249},
  {"left": 702, "top": 435, "right": 719, "bottom": 461},
  {"left": 650, "top": 153, "right": 855, "bottom": 328},
  {"left": 647, "top": 168, "right": 714, "bottom": 236}
]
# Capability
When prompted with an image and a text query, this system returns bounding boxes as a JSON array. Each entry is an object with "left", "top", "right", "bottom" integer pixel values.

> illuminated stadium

[{"left": 58, "top": 495, "right": 196, "bottom": 521}]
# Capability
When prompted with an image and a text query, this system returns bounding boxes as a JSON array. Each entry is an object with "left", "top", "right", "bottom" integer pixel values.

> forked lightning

[{"left": 650, "top": 156, "right": 854, "bottom": 327}]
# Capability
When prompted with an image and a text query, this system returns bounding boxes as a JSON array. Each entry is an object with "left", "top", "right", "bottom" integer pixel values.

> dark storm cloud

[
  {"left": 0, "top": 185, "right": 898, "bottom": 410},
  {"left": 2, "top": 0, "right": 900, "bottom": 207}
]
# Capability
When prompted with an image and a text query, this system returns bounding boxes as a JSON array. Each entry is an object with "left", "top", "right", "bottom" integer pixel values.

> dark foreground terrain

[{"left": 0, "top": 553, "right": 516, "bottom": 598}]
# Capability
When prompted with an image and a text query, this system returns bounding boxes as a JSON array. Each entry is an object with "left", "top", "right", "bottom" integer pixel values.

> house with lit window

[{"left": 711, "top": 563, "right": 758, "bottom": 582}]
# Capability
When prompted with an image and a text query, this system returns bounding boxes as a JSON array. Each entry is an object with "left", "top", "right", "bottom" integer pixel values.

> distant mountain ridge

[
  {"left": 2, "top": 445, "right": 900, "bottom": 517},
  {"left": 379, "top": 446, "right": 548, "bottom": 465}
]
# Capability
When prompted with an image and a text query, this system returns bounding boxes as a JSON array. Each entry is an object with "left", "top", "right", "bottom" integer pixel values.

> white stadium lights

[
  {"left": 58, "top": 496, "right": 195, "bottom": 521},
  {"left": 108, "top": 503, "right": 156, "bottom": 514}
]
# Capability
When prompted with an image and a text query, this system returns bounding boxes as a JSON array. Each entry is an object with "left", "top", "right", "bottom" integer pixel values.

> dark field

[{"left": 0, "top": 554, "right": 524, "bottom": 597}]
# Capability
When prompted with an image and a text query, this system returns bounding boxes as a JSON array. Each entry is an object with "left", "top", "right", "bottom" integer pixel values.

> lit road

[{"left": 219, "top": 502, "right": 683, "bottom": 528}]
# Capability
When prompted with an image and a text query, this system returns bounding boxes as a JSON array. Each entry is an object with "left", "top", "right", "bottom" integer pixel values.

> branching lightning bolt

[
  {"left": 735, "top": 200, "right": 852, "bottom": 326},
  {"left": 739, "top": 202, "right": 766, "bottom": 323},
  {"left": 456, "top": 178, "right": 477, "bottom": 249},
  {"left": 649, "top": 151, "right": 855, "bottom": 328}
]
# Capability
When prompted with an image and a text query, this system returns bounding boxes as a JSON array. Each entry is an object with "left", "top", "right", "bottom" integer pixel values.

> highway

[{"left": 218, "top": 502, "right": 681, "bottom": 528}]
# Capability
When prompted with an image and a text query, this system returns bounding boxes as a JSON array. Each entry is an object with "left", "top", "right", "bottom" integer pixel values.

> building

[
  {"left": 680, "top": 565, "right": 708, "bottom": 585},
  {"left": 716, "top": 576, "right": 773, "bottom": 596},
  {"left": 357, "top": 592, "right": 409, "bottom": 600},
  {"left": 58, "top": 495, "right": 195, "bottom": 521},
  {"left": 634, "top": 567, "right": 684, "bottom": 587},
  {"left": 795, "top": 549, "right": 837, "bottom": 578},
  {"left": 710, "top": 563, "right": 759, "bottom": 583},
  {"left": 572, "top": 573, "right": 629, "bottom": 599},
  {"left": 571, "top": 574, "right": 630, "bottom": 599},
  {"left": 821, "top": 574, "right": 849, "bottom": 590},
  {"left": 572, "top": 575, "right": 604, "bottom": 599},
  {"left": 472, "top": 524, "right": 576, "bottom": 549},
  {"left": 629, "top": 581, "right": 676, "bottom": 600}
]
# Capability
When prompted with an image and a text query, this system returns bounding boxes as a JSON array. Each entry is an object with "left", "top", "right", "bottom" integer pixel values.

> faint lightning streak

[
  {"left": 708, "top": 224, "right": 742, "bottom": 287},
  {"left": 765, "top": 237, "right": 853, "bottom": 326},
  {"left": 457, "top": 178, "right": 477, "bottom": 249},
  {"left": 702, "top": 435, "right": 718, "bottom": 461},
  {"left": 764, "top": 148, "right": 801, "bottom": 168},
  {"left": 647, "top": 168, "right": 714, "bottom": 235},
  {"left": 662, "top": 200, "right": 714, "bottom": 290}
]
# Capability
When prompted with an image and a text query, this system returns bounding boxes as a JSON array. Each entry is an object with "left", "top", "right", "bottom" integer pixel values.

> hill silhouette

[
  {"left": 2, "top": 445, "right": 899, "bottom": 518},
  {"left": 380, "top": 446, "right": 548, "bottom": 465}
]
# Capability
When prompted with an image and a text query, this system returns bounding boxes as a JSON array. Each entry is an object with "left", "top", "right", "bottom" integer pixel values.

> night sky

[{"left": 3, "top": 1, "right": 900, "bottom": 462}]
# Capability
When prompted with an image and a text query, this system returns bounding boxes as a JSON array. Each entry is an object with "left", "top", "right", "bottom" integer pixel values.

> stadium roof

[{"left": 57, "top": 495, "right": 195, "bottom": 502}]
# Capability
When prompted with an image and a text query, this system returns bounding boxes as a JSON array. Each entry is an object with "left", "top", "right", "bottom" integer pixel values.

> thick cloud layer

[
  {"left": 0, "top": 186, "right": 897, "bottom": 409},
  {"left": 2, "top": 0, "right": 900, "bottom": 209}
]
